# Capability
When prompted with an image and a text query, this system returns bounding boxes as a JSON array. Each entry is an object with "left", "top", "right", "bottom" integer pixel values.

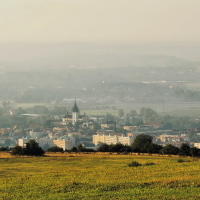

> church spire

[{"left": 72, "top": 100, "right": 79, "bottom": 113}]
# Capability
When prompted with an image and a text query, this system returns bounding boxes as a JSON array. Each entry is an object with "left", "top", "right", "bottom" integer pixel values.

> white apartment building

[
  {"left": 93, "top": 134, "right": 134, "bottom": 146},
  {"left": 18, "top": 138, "right": 75, "bottom": 150},
  {"left": 194, "top": 143, "right": 200, "bottom": 149}
]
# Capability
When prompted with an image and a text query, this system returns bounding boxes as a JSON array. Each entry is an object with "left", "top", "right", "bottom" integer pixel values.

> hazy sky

[{"left": 1, "top": 0, "right": 200, "bottom": 44}]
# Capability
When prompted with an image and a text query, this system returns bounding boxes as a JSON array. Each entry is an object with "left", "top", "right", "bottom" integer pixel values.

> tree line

[
  {"left": 7, "top": 135, "right": 200, "bottom": 157},
  {"left": 97, "top": 134, "right": 200, "bottom": 157}
]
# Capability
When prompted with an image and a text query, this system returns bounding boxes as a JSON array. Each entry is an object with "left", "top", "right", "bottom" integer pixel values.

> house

[
  {"left": 82, "top": 121, "right": 95, "bottom": 130},
  {"left": 145, "top": 122, "right": 163, "bottom": 129},
  {"left": 124, "top": 126, "right": 137, "bottom": 132},
  {"left": 101, "top": 121, "right": 116, "bottom": 129}
]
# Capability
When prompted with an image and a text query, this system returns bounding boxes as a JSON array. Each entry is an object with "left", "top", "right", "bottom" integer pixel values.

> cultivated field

[
  {"left": 0, "top": 152, "right": 200, "bottom": 200},
  {"left": 3, "top": 101, "right": 200, "bottom": 117}
]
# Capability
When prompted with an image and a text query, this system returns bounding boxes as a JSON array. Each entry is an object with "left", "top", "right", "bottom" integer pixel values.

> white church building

[{"left": 62, "top": 101, "right": 84, "bottom": 125}]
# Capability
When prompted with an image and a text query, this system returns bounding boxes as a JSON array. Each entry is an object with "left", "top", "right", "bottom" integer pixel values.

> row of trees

[
  {"left": 11, "top": 140, "right": 44, "bottom": 156},
  {"left": 96, "top": 134, "right": 200, "bottom": 157},
  {"left": 117, "top": 107, "right": 200, "bottom": 130},
  {"left": 9, "top": 135, "right": 200, "bottom": 157},
  {"left": 10, "top": 141, "right": 96, "bottom": 156}
]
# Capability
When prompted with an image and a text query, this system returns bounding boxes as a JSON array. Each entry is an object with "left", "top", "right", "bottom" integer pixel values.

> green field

[
  {"left": 3, "top": 100, "right": 200, "bottom": 118},
  {"left": 0, "top": 152, "right": 200, "bottom": 200}
]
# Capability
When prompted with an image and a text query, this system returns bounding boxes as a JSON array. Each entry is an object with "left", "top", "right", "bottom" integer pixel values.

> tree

[
  {"left": 70, "top": 147, "right": 77, "bottom": 152},
  {"left": 190, "top": 147, "right": 200, "bottom": 157},
  {"left": 105, "top": 113, "right": 115, "bottom": 121},
  {"left": 17, "top": 107, "right": 26, "bottom": 115},
  {"left": 140, "top": 143, "right": 162, "bottom": 154},
  {"left": 43, "top": 120, "right": 53, "bottom": 129},
  {"left": 74, "top": 121, "right": 81, "bottom": 130},
  {"left": 125, "top": 113, "right": 130, "bottom": 125},
  {"left": 77, "top": 144, "right": 84, "bottom": 152},
  {"left": 129, "top": 110, "right": 137, "bottom": 117},
  {"left": 97, "top": 143, "right": 131, "bottom": 153},
  {"left": 140, "top": 107, "right": 158, "bottom": 123},
  {"left": 2, "top": 101, "right": 10, "bottom": 109},
  {"left": 109, "top": 143, "right": 125, "bottom": 152},
  {"left": 47, "top": 146, "right": 63, "bottom": 152},
  {"left": 160, "top": 144, "right": 180, "bottom": 155},
  {"left": 129, "top": 110, "right": 137, "bottom": 125},
  {"left": 10, "top": 146, "right": 24, "bottom": 155},
  {"left": 97, "top": 143, "right": 109, "bottom": 152},
  {"left": 131, "top": 134, "right": 153, "bottom": 152},
  {"left": 11, "top": 140, "right": 44, "bottom": 156},
  {"left": 118, "top": 109, "right": 124, "bottom": 118},
  {"left": 179, "top": 143, "right": 190, "bottom": 156},
  {"left": 24, "top": 140, "right": 44, "bottom": 156}
]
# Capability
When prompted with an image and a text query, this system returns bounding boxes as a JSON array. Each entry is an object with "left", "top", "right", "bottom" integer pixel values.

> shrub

[
  {"left": 177, "top": 159, "right": 184, "bottom": 163},
  {"left": 144, "top": 162, "right": 155, "bottom": 166},
  {"left": 127, "top": 161, "right": 141, "bottom": 167},
  {"left": 10, "top": 146, "right": 24, "bottom": 155}
]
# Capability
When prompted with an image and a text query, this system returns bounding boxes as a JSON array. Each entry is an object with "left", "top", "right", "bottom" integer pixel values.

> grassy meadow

[{"left": 0, "top": 152, "right": 200, "bottom": 200}]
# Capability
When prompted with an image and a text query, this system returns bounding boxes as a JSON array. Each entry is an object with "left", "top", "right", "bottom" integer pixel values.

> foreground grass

[{"left": 0, "top": 152, "right": 200, "bottom": 200}]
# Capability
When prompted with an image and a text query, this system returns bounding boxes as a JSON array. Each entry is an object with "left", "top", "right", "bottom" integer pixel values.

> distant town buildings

[
  {"left": 18, "top": 138, "right": 75, "bottom": 150},
  {"left": 1, "top": 100, "right": 200, "bottom": 150},
  {"left": 62, "top": 100, "right": 84, "bottom": 125},
  {"left": 101, "top": 121, "right": 116, "bottom": 129},
  {"left": 93, "top": 134, "right": 134, "bottom": 146},
  {"left": 194, "top": 143, "right": 200, "bottom": 149}
]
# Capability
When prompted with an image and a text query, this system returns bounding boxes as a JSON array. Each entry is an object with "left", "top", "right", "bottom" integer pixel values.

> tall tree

[
  {"left": 131, "top": 134, "right": 153, "bottom": 152},
  {"left": 118, "top": 109, "right": 124, "bottom": 118}
]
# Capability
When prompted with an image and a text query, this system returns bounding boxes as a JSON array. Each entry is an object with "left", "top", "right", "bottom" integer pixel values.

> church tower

[{"left": 72, "top": 100, "right": 79, "bottom": 124}]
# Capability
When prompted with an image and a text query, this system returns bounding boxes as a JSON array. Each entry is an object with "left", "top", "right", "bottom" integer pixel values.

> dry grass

[{"left": 0, "top": 152, "right": 199, "bottom": 200}]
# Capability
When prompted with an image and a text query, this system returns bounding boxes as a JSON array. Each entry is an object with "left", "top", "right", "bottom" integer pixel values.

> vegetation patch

[
  {"left": 144, "top": 162, "right": 155, "bottom": 166},
  {"left": 128, "top": 160, "right": 156, "bottom": 167},
  {"left": 0, "top": 153, "right": 200, "bottom": 199},
  {"left": 127, "top": 161, "right": 142, "bottom": 167}
]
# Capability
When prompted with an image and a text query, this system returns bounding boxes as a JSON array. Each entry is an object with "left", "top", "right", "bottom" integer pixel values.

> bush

[
  {"left": 144, "top": 162, "right": 155, "bottom": 166},
  {"left": 10, "top": 146, "right": 24, "bottom": 155},
  {"left": 127, "top": 161, "right": 141, "bottom": 167}
]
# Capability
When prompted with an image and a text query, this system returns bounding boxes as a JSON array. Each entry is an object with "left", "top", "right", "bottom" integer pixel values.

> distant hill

[{"left": 0, "top": 42, "right": 197, "bottom": 70}]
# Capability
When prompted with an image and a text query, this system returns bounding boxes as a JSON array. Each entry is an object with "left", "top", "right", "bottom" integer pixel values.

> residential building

[
  {"left": 194, "top": 143, "right": 200, "bottom": 149},
  {"left": 101, "top": 121, "right": 116, "bottom": 129},
  {"left": 93, "top": 134, "right": 134, "bottom": 146},
  {"left": 18, "top": 138, "right": 75, "bottom": 150}
]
